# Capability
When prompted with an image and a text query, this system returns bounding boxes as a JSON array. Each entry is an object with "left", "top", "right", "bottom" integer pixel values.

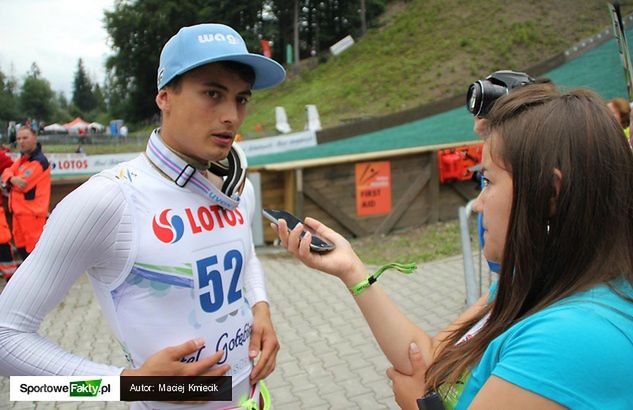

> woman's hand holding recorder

[{"left": 272, "top": 216, "right": 368, "bottom": 287}]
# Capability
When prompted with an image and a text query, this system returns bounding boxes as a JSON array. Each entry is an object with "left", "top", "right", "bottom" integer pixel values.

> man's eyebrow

[
  {"left": 203, "top": 81, "right": 251, "bottom": 96},
  {"left": 202, "top": 81, "right": 228, "bottom": 90}
]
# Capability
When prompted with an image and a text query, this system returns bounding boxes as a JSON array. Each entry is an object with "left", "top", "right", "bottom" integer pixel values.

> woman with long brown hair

[{"left": 274, "top": 85, "right": 633, "bottom": 409}]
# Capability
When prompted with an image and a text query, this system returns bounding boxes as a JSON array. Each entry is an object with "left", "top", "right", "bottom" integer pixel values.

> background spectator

[
  {"left": 1, "top": 126, "right": 51, "bottom": 260},
  {"left": 0, "top": 147, "right": 15, "bottom": 281}
]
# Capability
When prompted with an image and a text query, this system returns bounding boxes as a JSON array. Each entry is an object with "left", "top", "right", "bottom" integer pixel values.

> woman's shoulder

[
  {"left": 540, "top": 280, "right": 631, "bottom": 323},
  {"left": 480, "top": 282, "right": 633, "bottom": 408},
  {"left": 519, "top": 282, "right": 631, "bottom": 333},
  {"left": 498, "top": 281, "right": 633, "bottom": 356}
]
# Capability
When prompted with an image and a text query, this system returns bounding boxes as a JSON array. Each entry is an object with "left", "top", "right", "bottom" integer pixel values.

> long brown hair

[{"left": 425, "top": 85, "right": 633, "bottom": 389}]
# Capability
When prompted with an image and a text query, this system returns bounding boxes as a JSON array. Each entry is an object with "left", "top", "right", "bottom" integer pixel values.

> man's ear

[
  {"left": 549, "top": 168, "right": 562, "bottom": 217},
  {"left": 155, "top": 88, "right": 170, "bottom": 113},
  {"left": 474, "top": 117, "right": 491, "bottom": 138}
]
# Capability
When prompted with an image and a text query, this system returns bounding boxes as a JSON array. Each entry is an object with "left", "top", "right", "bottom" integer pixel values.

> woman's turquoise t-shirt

[{"left": 456, "top": 279, "right": 633, "bottom": 409}]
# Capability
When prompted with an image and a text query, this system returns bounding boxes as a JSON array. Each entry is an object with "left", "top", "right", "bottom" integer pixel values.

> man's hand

[
  {"left": 249, "top": 302, "right": 279, "bottom": 383},
  {"left": 386, "top": 342, "right": 428, "bottom": 410},
  {"left": 10, "top": 176, "right": 27, "bottom": 189},
  {"left": 121, "top": 338, "right": 230, "bottom": 377}
]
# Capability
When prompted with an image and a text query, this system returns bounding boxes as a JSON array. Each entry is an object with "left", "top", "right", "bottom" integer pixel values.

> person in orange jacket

[
  {"left": 1, "top": 126, "right": 51, "bottom": 260},
  {"left": 0, "top": 145, "right": 16, "bottom": 280}
]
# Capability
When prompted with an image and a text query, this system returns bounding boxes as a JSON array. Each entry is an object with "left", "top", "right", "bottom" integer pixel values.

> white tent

[
  {"left": 88, "top": 122, "right": 105, "bottom": 132},
  {"left": 43, "top": 123, "right": 67, "bottom": 133}
]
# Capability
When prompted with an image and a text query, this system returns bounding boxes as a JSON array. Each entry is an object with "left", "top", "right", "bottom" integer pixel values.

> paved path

[{"left": 0, "top": 250, "right": 488, "bottom": 409}]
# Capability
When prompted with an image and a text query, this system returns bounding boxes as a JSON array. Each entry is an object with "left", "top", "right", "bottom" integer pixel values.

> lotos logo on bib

[{"left": 152, "top": 209, "right": 185, "bottom": 244}]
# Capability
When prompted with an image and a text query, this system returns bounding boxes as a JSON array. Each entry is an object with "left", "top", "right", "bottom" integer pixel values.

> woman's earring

[{"left": 546, "top": 221, "right": 550, "bottom": 235}]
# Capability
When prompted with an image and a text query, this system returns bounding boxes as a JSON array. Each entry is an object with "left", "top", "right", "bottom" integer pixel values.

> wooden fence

[{"left": 254, "top": 149, "right": 479, "bottom": 244}]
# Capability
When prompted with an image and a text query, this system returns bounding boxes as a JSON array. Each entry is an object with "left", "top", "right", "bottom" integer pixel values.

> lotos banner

[{"left": 5, "top": 152, "right": 141, "bottom": 179}]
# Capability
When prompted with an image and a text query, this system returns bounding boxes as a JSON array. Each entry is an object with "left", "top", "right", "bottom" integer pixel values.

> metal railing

[
  {"left": 459, "top": 199, "right": 494, "bottom": 305},
  {"left": 32, "top": 133, "right": 146, "bottom": 146}
]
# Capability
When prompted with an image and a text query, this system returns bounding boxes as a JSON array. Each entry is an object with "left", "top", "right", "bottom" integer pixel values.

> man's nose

[{"left": 220, "top": 103, "right": 239, "bottom": 125}]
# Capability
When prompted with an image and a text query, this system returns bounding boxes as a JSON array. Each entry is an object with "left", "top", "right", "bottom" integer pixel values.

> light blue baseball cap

[{"left": 157, "top": 23, "right": 285, "bottom": 91}]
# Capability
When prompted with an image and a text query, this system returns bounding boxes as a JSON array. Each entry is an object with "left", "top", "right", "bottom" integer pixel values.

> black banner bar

[{"left": 120, "top": 376, "right": 232, "bottom": 401}]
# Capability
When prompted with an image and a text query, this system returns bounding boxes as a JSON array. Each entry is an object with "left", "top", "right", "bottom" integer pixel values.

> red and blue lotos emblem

[{"left": 152, "top": 209, "right": 185, "bottom": 244}]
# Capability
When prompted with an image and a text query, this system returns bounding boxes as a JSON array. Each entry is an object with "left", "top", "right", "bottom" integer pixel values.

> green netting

[
  {"left": 249, "top": 107, "right": 478, "bottom": 166},
  {"left": 249, "top": 27, "right": 633, "bottom": 167},
  {"left": 547, "top": 29, "right": 632, "bottom": 100}
]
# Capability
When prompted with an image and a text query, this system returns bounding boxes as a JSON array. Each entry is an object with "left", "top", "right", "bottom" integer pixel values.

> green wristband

[{"left": 349, "top": 262, "right": 417, "bottom": 296}]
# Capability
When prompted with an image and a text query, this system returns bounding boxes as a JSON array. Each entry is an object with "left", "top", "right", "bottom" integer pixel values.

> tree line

[
  {"left": 1, "top": 0, "right": 387, "bottom": 130},
  {"left": 0, "top": 59, "right": 106, "bottom": 131}
]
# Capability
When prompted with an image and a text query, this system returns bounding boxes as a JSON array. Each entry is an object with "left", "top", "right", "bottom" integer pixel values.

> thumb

[
  {"left": 409, "top": 343, "right": 427, "bottom": 376},
  {"left": 166, "top": 338, "right": 205, "bottom": 360},
  {"left": 385, "top": 366, "right": 397, "bottom": 381},
  {"left": 248, "top": 325, "right": 261, "bottom": 360}
]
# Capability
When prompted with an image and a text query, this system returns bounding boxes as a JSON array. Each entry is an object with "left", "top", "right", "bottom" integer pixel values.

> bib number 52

[{"left": 196, "top": 249, "right": 243, "bottom": 313}]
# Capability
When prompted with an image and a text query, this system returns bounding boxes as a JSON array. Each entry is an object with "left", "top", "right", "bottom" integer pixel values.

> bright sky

[{"left": 0, "top": 0, "right": 116, "bottom": 98}]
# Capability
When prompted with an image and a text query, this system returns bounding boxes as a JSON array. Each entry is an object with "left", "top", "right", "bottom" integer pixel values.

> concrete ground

[{"left": 0, "top": 249, "right": 489, "bottom": 409}]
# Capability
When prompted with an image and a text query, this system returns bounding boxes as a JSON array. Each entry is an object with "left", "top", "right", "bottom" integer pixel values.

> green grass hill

[{"left": 240, "top": 0, "right": 633, "bottom": 138}]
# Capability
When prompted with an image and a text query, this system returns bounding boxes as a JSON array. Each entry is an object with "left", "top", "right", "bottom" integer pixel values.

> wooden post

[
  {"left": 293, "top": 0, "right": 300, "bottom": 74},
  {"left": 360, "top": 0, "right": 367, "bottom": 36},
  {"left": 284, "top": 170, "right": 296, "bottom": 214},
  {"left": 295, "top": 168, "right": 304, "bottom": 218},
  {"left": 429, "top": 152, "right": 440, "bottom": 223}
]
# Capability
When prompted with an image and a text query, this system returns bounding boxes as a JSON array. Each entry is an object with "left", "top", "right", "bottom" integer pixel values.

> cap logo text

[
  {"left": 198, "top": 34, "right": 238, "bottom": 45},
  {"left": 157, "top": 68, "right": 165, "bottom": 87}
]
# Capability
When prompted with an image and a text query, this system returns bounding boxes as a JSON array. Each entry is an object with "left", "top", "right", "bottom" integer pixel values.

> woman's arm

[
  {"left": 347, "top": 277, "right": 488, "bottom": 374},
  {"left": 275, "top": 217, "right": 488, "bottom": 374}
]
